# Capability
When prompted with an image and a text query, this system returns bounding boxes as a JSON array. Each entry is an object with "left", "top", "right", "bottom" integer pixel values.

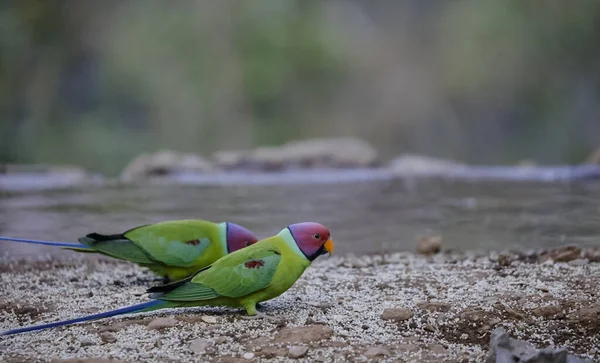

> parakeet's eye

[
  {"left": 245, "top": 241, "right": 252, "bottom": 246},
  {"left": 313, "top": 233, "right": 320, "bottom": 239}
]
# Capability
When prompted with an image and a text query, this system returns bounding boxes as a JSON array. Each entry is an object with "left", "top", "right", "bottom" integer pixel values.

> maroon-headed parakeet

[{"left": 0, "top": 219, "right": 258, "bottom": 282}]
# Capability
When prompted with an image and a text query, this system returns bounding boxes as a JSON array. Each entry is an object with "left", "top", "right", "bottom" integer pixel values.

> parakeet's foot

[{"left": 240, "top": 312, "right": 279, "bottom": 321}]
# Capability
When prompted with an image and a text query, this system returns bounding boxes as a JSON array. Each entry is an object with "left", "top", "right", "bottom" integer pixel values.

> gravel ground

[{"left": 0, "top": 248, "right": 599, "bottom": 363}]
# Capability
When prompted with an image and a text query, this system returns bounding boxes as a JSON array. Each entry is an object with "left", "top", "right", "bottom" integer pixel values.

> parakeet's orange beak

[{"left": 324, "top": 238, "right": 334, "bottom": 256}]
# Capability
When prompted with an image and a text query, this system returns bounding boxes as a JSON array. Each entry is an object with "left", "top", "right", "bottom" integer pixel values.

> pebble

[
  {"left": 569, "top": 258, "right": 589, "bottom": 266},
  {"left": 189, "top": 337, "right": 209, "bottom": 353},
  {"left": 242, "top": 352, "right": 255, "bottom": 360},
  {"left": 201, "top": 315, "right": 218, "bottom": 324},
  {"left": 416, "top": 235, "right": 442, "bottom": 255},
  {"left": 416, "top": 302, "right": 451, "bottom": 312},
  {"left": 99, "top": 332, "right": 117, "bottom": 344},
  {"left": 274, "top": 325, "right": 333, "bottom": 343},
  {"left": 542, "top": 245, "right": 582, "bottom": 262},
  {"left": 381, "top": 308, "right": 414, "bottom": 322},
  {"left": 79, "top": 339, "right": 96, "bottom": 347},
  {"left": 288, "top": 346, "right": 309, "bottom": 359},
  {"left": 531, "top": 305, "right": 562, "bottom": 318},
  {"left": 215, "top": 337, "right": 227, "bottom": 344},
  {"left": 147, "top": 317, "right": 178, "bottom": 330},
  {"left": 364, "top": 347, "right": 390, "bottom": 358}
]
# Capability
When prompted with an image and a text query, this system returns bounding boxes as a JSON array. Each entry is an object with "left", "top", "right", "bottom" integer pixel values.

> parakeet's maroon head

[
  {"left": 226, "top": 222, "right": 258, "bottom": 253},
  {"left": 287, "top": 222, "right": 334, "bottom": 261}
]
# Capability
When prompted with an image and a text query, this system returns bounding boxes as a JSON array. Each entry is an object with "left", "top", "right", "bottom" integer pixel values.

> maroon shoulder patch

[
  {"left": 244, "top": 260, "right": 265, "bottom": 269},
  {"left": 185, "top": 239, "right": 201, "bottom": 246}
]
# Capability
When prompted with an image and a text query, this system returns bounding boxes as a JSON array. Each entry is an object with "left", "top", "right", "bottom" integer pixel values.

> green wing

[
  {"left": 123, "top": 220, "right": 220, "bottom": 267},
  {"left": 151, "top": 248, "right": 281, "bottom": 302},
  {"left": 78, "top": 236, "right": 156, "bottom": 264}
]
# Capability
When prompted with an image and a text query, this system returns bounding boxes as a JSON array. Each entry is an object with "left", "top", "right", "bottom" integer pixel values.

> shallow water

[{"left": 1, "top": 177, "right": 600, "bottom": 258}]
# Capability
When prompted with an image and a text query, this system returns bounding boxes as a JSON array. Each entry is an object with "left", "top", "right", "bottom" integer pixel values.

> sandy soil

[{"left": 0, "top": 248, "right": 599, "bottom": 363}]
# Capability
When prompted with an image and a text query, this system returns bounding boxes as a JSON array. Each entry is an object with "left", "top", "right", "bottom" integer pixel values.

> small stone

[
  {"left": 80, "top": 339, "right": 96, "bottom": 347},
  {"left": 215, "top": 336, "right": 227, "bottom": 344},
  {"left": 381, "top": 308, "right": 413, "bottom": 322},
  {"left": 274, "top": 325, "right": 333, "bottom": 343},
  {"left": 189, "top": 337, "right": 210, "bottom": 353},
  {"left": 497, "top": 254, "right": 513, "bottom": 267},
  {"left": 531, "top": 305, "right": 562, "bottom": 318},
  {"left": 257, "top": 347, "right": 287, "bottom": 358},
  {"left": 288, "top": 346, "right": 309, "bottom": 359},
  {"left": 242, "top": 352, "right": 255, "bottom": 360},
  {"left": 427, "top": 343, "right": 447, "bottom": 354},
  {"left": 364, "top": 347, "right": 390, "bottom": 358},
  {"left": 361, "top": 324, "right": 370, "bottom": 330},
  {"left": 100, "top": 332, "right": 117, "bottom": 344},
  {"left": 316, "top": 302, "right": 333, "bottom": 310},
  {"left": 396, "top": 343, "right": 420, "bottom": 353},
  {"left": 87, "top": 291, "right": 94, "bottom": 298},
  {"left": 416, "top": 302, "right": 451, "bottom": 312},
  {"left": 147, "top": 317, "right": 178, "bottom": 330},
  {"left": 417, "top": 235, "right": 442, "bottom": 255},
  {"left": 568, "top": 258, "right": 588, "bottom": 266},
  {"left": 541, "top": 245, "right": 582, "bottom": 263},
  {"left": 201, "top": 315, "right": 218, "bottom": 324}
]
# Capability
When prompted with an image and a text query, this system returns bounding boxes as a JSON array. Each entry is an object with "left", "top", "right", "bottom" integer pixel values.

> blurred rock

[
  {"left": 288, "top": 346, "right": 309, "bottom": 359},
  {"left": 99, "top": 332, "right": 117, "bottom": 344},
  {"left": 212, "top": 138, "right": 378, "bottom": 171},
  {"left": 517, "top": 159, "right": 538, "bottom": 167},
  {"left": 584, "top": 148, "right": 600, "bottom": 164},
  {"left": 388, "top": 154, "right": 467, "bottom": 176},
  {"left": 274, "top": 325, "right": 333, "bottom": 343},
  {"left": 0, "top": 164, "right": 103, "bottom": 191},
  {"left": 485, "top": 327, "right": 593, "bottom": 363},
  {"left": 381, "top": 308, "right": 413, "bottom": 322},
  {"left": 189, "top": 337, "right": 209, "bottom": 353},
  {"left": 363, "top": 347, "right": 390, "bottom": 358},
  {"left": 416, "top": 235, "right": 442, "bottom": 255},
  {"left": 583, "top": 247, "right": 600, "bottom": 263},
  {"left": 539, "top": 245, "right": 582, "bottom": 263},
  {"left": 147, "top": 317, "right": 178, "bottom": 330},
  {"left": 120, "top": 150, "right": 213, "bottom": 181}
]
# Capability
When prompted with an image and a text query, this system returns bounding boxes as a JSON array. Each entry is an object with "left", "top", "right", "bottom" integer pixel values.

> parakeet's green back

[
  {"left": 76, "top": 219, "right": 229, "bottom": 281},
  {"left": 124, "top": 220, "right": 222, "bottom": 267}
]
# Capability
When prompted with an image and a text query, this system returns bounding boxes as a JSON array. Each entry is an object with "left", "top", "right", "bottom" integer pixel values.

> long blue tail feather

[
  {"left": 0, "top": 236, "right": 86, "bottom": 248},
  {"left": 1, "top": 300, "right": 164, "bottom": 336}
]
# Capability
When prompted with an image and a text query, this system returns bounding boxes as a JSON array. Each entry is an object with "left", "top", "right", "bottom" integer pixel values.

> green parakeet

[
  {"left": 0, "top": 219, "right": 258, "bottom": 282},
  {"left": 1, "top": 222, "right": 334, "bottom": 336}
]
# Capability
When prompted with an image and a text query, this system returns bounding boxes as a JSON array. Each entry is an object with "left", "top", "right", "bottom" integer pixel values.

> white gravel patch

[{"left": 0, "top": 251, "right": 599, "bottom": 362}]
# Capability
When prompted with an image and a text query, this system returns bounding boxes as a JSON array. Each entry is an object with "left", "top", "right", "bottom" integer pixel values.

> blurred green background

[{"left": 1, "top": 0, "right": 599, "bottom": 175}]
